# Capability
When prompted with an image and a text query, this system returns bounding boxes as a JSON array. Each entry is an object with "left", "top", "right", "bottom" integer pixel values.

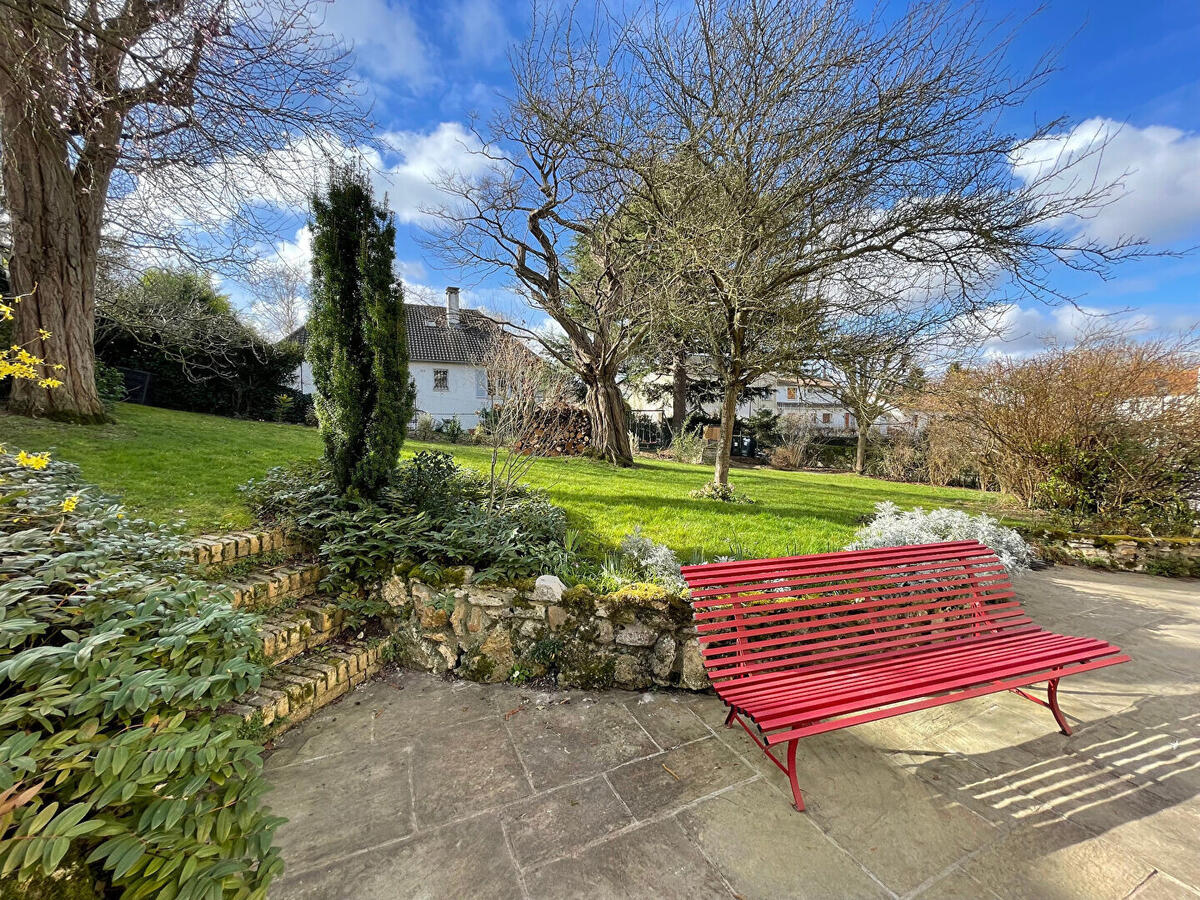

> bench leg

[
  {"left": 723, "top": 707, "right": 736, "bottom": 728},
  {"left": 1048, "top": 678, "right": 1072, "bottom": 736},
  {"left": 786, "top": 740, "right": 805, "bottom": 812}
]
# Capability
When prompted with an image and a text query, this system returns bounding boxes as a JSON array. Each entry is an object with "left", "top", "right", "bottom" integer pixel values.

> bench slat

[
  {"left": 761, "top": 655, "right": 1129, "bottom": 745},
  {"left": 692, "top": 567, "right": 1011, "bottom": 619},
  {"left": 747, "top": 633, "right": 1114, "bottom": 726},
  {"left": 681, "top": 540, "right": 987, "bottom": 586}
]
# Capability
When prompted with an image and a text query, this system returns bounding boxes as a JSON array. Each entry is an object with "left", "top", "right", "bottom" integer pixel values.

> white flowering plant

[
  {"left": 617, "top": 526, "right": 687, "bottom": 591},
  {"left": 847, "top": 502, "right": 1033, "bottom": 576}
]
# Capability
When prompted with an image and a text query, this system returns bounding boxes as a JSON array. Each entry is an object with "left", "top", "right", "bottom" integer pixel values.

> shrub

[
  {"left": 241, "top": 454, "right": 573, "bottom": 607},
  {"left": 413, "top": 413, "right": 437, "bottom": 442},
  {"left": 618, "top": 527, "right": 686, "bottom": 591},
  {"left": 769, "top": 414, "right": 818, "bottom": 470},
  {"left": 95, "top": 269, "right": 305, "bottom": 421},
  {"left": 847, "top": 501, "right": 1033, "bottom": 576},
  {"left": 926, "top": 333, "right": 1200, "bottom": 534},
  {"left": 93, "top": 359, "right": 125, "bottom": 405},
  {"left": 308, "top": 164, "right": 416, "bottom": 497},
  {"left": 273, "top": 392, "right": 295, "bottom": 423},
  {"left": 689, "top": 481, "right": 754, "bottom": 504},
  {"left": 0, "top": 452, "right": 280, "bottom": 896},
  {"left": 667, "top": 426, "right": 705, "bottom": 464},
  {"left": 442, "top": 416, "right": 464, "bottom": 444}
]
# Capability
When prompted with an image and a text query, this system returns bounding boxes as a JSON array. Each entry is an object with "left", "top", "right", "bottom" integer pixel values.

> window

[
  {"left": 433, "top": 369, "right": 449, "bottom": 392},
  {"left": 821, "top": 412, "right": 832, "bottom": 424},
  {"left": 475, "top": 369, "right": 488, "bottom": 399},
  {"left": 786, "top": 386, "right": 798, "bottom": 400}
]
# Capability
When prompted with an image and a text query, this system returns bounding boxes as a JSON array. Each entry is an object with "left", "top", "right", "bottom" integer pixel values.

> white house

[
  {"left": 628, "top": 370, "right": 923, "bottom": 434},
  {"left": 287, "top": 287, "right": 500, "bottom": 429}
]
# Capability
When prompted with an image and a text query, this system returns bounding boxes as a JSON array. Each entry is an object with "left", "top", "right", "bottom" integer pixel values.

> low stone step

[
  {"left": 188, "top": 527, "right": 309, "bottom": 567},
  {"left": 260, "top": 603, "right": 346, "bottom": 665},
  {"left": 226, "top": 561, "right": 324, "bottom": 611},
  {"left": 230, "top": 639, "right": 391, "bottom": 736}
]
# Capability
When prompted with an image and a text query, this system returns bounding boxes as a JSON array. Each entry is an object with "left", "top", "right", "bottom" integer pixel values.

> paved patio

[{"left": 263, "top": 567, "right": 1200, "bottom": 899}]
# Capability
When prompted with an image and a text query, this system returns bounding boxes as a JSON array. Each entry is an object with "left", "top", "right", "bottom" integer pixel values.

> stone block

[
  {"left": 651, "top": 634, "right": 677, "bottom": 681},
  {"left": 469, "top": 587, "right": 517, "bottom": 607},
  {"left": 679, "top": 638, "right": 709, "bottom": 690},
  {"left": 532, "top": 573, "right": 565, "bottom": 605},
  {"left": 613, "top": 653, "right": 651, "bottom": 690},
  {"left": 546, "top": 604, "right": 568, "bottom": 631},
  {"left": 615, "top": 622, "right": 658, "bottom": 647},
  {"left": 475, "top": 628, "right": 515, "bottom": 683},
  {"left": 466, "top": 605, "right": 490, "bottom": 634},
  {"left": 381, "top": 578, "right": 410, "bottom": 614},
  {"left": 419, "top": 605, "right": 449, "bottom": 629},
  {"left": 410, "top": 582, "right": 434, "bottom": 607}
]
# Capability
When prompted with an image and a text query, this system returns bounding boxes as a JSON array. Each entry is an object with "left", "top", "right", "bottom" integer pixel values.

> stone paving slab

[{"left": 264, "top": 567, "right": 1200, "bottom": 899}]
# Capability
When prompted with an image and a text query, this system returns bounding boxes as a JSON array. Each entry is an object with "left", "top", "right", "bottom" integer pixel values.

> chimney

[{"left": 445, "top": 286, "right": 460, "bottom": 327}]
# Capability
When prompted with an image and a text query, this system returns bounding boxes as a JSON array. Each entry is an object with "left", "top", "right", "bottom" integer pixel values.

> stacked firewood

[{"left": 513, "top": 404, "right": 593, "bottom": 456}]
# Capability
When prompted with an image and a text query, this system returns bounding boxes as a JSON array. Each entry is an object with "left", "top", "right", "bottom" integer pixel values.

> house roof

[{"left": 284, "top": 303, "right": 502, "bottom": 366}]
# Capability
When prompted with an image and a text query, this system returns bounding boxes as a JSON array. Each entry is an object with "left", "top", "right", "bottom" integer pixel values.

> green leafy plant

[
  {"left": 307, "top": 164, "right": 416, "bottom": 497},
  {"left": 0, "top": 451, "right": 281, "bottom": 897},
  {"left": 689, "top": 481, "right": 754, "bottom": 503},
  {"left": 273, "top": 392, "right": 295, "bottom": 423},
  {"left": 413, "top": 413, "right": 436, "bottom": 442},
  {"left": 93, "top": 359, "right": 125, "bottom": 405},
  {"left": 241, "top": 453, "right": 576, "bottom": 618},
  {"left": 442, "top": 415, "right": 464, "bottom": 444}
]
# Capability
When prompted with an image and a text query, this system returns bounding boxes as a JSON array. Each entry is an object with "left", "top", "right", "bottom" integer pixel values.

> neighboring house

[
  {"left": 285, "top": 287, "right": 503, "bottom": 429},
  {"left": 627, "top": 370, "right": 923, "bottom": 434}
]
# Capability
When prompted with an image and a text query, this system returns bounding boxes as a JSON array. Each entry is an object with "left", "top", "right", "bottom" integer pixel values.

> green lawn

[{"left": 3, "top": 402, "right": 1013, "bottom": 556}]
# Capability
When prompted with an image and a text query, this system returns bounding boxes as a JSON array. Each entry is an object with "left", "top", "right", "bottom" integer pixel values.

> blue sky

[{"left": 228, "top": 0, "right": 1200, "bottom": 353}]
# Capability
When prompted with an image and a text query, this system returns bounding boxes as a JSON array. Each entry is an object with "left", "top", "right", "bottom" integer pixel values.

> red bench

[{"left": 681, "top": 540, "right": 1129, "bottom": 811}]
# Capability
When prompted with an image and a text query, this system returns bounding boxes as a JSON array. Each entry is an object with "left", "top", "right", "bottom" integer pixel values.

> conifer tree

[{"left": 308, "top": 165, "right": 415, "bottom": 496}]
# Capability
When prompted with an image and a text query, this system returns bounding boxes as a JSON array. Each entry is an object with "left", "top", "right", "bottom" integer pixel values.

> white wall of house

[
  {"left": 410, "top": 362, "right": 490, "bottom": 429},
  {"left": 290, "top": 360, "right": 491, "bottom": 429},
  {"left": 627, "top": 373, "right": 922, "bottom": 435}
]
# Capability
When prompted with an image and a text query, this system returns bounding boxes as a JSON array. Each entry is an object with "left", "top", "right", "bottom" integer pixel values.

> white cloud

[
  {"left": 971, "top": 302, "right": 1157, "bottom": 359},
  {"left": 324, "top": 0, "right": 433, "bottom": 86},
  {"left": 115, "top": 121, "right": 487, "bottom": 249},
  {"left": 1012, "top": 117, "right": 1200, "bottom": 246},
  {"left": 374, "top": 122, "right": 491, "bottom": 222}
]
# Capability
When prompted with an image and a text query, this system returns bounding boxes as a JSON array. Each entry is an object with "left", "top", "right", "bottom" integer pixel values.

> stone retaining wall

[
  {"left": 1025, "top": 530, "right": 1200, "bottom": 577},
  {"left": 376, "top": 567, "right": 710, "bottom": 692}
]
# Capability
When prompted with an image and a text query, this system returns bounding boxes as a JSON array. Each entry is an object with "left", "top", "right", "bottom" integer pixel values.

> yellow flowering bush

[{"left": 2, "top": 284, "right": 66, "bottom": 471}]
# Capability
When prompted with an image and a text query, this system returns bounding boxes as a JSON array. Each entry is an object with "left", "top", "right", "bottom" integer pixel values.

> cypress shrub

[{"left": 307, "top": 165, "right": 415, "bottom": 496}]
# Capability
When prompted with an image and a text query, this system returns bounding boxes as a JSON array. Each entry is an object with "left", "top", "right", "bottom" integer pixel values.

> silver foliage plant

[
  {"left": 848, "top": 502, "right": 1033, "bottom": 576},
  {"left": 618, "top": 527, "right": 687, "bottom": 591}
]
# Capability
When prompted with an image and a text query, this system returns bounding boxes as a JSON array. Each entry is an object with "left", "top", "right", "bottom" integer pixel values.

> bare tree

[
  {"left": 479, "top": 326, "right": 571, "bottom": 509},
  {"left": 598, "top": 0, "right": 1153, "bottom": 487},
  {"left": 818, "top": 293, "right": 989, "bottom": 474},
  {"left": 422, "top": 7, "right": 656, "bottom": 466},
  {"left": 0, "top": 0, "right": 364, "bottom": 421},
  {"left": 246, "top": 260, "right": 309, "bottom": 342}
]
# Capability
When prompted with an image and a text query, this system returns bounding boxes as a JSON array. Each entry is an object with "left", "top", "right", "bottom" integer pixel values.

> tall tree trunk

[
  {"left": 670, "top": 352, "right": 687, "bottom": 432},
  {"left": 0, "top": 61, "right": 107, "bottom": 423},
  {"left": 854, "top": 421, "right": 870, "bottom": 474},
  {"left": 583, "top": 371, "right": 633, "bottom": 466},
  {"left": 713, "top": 380, "right": 739, "bottom": 485}
]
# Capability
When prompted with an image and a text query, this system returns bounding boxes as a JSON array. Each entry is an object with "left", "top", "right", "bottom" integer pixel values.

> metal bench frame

[{"left": 682, "top": 541, "right": 1129, "bottom": 812}]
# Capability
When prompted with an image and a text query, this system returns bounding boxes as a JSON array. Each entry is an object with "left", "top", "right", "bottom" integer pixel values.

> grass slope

[{"left": 4, "top": 403, "right": 1010, "bottom": 556}]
